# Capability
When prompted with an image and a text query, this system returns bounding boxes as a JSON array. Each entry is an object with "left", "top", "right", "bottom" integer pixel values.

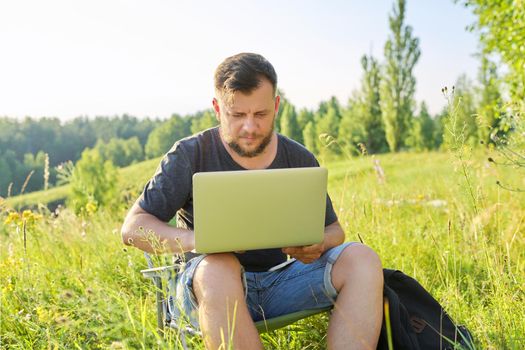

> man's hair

[{"left": 214, "top": 53, "right": 278, "bottom": 103}]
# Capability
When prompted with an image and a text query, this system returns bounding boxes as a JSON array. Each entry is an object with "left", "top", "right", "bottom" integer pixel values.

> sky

[{"left": 0, "top": 0, "right": 479, "bottom": 121}]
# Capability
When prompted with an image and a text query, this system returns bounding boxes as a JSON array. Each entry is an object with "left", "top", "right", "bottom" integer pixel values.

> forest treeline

[{"left": 0, "top": 0, "right": 520, "bottom": 199}]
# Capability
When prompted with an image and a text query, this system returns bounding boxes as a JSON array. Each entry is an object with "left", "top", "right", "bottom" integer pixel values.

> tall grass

[{"left": 1, "top": 150, "right": 523, "bottom": 349}]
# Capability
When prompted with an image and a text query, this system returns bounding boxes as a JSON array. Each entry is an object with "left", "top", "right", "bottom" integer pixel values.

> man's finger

[{"left": 282, "top": 246, "right": 302, "bottom": 255}]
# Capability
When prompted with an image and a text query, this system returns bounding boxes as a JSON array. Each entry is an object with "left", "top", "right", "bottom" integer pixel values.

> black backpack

[{"left": 377, "top": 269, "right": 474, "bottom": 350}]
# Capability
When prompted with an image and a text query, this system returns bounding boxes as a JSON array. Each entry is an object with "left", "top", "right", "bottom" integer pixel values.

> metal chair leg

[{"left": 153, "top": 276, "right": 164, "bottom": 334}]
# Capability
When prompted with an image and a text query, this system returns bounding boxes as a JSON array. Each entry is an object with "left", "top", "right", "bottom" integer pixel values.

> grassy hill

[
  {"left": 3, "top": 157, "right": 162, "bottom": 210},
  {"left": 1, "top": 151, "right": 524, "bottom": 349}
]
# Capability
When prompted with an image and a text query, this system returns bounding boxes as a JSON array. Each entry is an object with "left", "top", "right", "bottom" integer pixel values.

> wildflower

[
  {"left": 85, "top": 201, "right": 97, "bottom": 215},
  {"left": 2, "top": 281, "right": 14, "bottom": 294},
  {"left": 4, "top": 211, "right": 20, "bottom": 226},
  {"left": 5, "top": 210, "right": 42, "bottom": 228},
  {"left": 36, "top": 306, "right": 53, "bottom": 323},
  {"left": 23, "top": 210, "right": 43, "bottom": 223}
]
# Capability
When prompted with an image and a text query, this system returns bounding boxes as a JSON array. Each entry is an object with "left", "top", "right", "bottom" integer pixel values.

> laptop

[{"left": 192, "top": 167, "right": 327, "bottom": 254}]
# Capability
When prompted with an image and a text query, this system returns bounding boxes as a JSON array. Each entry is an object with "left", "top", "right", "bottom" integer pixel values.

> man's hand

[{"left": 282, "top": 242, "right": 325, "bottom": 264}]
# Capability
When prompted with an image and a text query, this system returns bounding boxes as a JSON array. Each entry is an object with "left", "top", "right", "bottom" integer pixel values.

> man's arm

[
  {"left": 282, "top": 220, "right": 345, "bottom": 264},
  {"left": 121, "top": 201, "right": 195, "bottom": 254}
]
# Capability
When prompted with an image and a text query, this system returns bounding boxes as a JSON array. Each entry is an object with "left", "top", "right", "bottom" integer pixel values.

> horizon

[{"left": 0, "top": 1, "right": 479, "bottom": 121}]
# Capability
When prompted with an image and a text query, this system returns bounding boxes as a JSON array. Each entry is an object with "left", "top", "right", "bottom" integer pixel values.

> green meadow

[{"left": 1, "top": 151, "right": 524, "bottom": 349}]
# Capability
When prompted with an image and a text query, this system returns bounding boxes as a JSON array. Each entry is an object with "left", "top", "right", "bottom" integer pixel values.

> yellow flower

[
  {"left": 4, "top": 212, "right": 20, "bottom": 226},
  {"left": 1, "top": 279, "right": 14, "bottom": 294},
  {"left": 36, "top": 306, "right": 51, "bottom": 322},
  {"left": 4, "top": 210, "right": 43, "bottom": 228},
  {"left": 85, "top": 201, "right": 98, "bottom": 215}
]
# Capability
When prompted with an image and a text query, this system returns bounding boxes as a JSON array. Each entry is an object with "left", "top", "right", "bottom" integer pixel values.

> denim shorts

[{"left": 168, "top": 242, "right": 357, "bottom": 330}]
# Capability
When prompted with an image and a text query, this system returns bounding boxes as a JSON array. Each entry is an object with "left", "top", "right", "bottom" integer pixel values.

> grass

[{"left": 1, "top": 150, "right": 524, "bottom": 349}]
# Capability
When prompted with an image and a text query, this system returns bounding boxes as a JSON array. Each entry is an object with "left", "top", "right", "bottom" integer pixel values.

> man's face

[{"left": 213, "top": 78, "right": 280, "bottom": 158}]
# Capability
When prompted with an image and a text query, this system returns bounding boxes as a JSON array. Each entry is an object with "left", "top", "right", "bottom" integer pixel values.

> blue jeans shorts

[{"left": 168, "top": 242, "right": 358, "bottom": 330}]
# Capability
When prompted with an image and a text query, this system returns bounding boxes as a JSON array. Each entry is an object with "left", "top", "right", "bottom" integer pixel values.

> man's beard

[{"left": 225, "top": 126, "right": 274, "bottom": 158}]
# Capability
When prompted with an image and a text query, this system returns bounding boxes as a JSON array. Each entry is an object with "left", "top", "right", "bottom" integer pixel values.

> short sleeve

[
  {"left": 324, "top": 194, "right": 338, "bottom": 227},
  {"left": 138, "top": 143, "right": 193, "bottom": 222}
]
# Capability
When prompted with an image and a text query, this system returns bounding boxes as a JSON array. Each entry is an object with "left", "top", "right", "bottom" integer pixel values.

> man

[{"left": 121, "top": 53, "right": 383, "bottom": 349}]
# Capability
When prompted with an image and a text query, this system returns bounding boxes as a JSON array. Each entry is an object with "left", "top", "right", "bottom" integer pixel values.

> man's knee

[
  {"left": 193, "top": 253, "right": 243, "bottom": 301},
  {"left": 332, "top": 244, "right": 383, "bottom": 291}
]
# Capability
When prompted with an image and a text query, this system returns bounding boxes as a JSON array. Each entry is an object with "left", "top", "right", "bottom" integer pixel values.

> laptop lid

[{"left": 193, "top": 167, "right": 327, "bottom": 254}]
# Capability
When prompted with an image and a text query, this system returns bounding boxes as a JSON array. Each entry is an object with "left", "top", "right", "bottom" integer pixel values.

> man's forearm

[
  {"left": 121, "top": 203, "right": 195, "bottom": 254},
  {"left": 322, "top": 221, "right": 345, "bottom": 252}
]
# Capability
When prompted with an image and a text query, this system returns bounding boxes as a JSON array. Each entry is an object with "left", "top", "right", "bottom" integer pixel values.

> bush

[{"left": 68, "top": 148, "right": 119, "bottom": 214}]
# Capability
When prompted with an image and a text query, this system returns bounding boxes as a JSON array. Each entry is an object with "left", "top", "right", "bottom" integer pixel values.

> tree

[
  {"left": 279, "top": 103, "right": 302, "bottom": 143},
  {"left": 338, "top": 102, "right": 367, "bottom": 156},
  {"left": 476, "top": 54, "right": 502, "bottom": 144},
  {"left": 458, "top": 2, "right": 524, "bottom": 191},
  {"left": 190, "top": 110, "right": 217, "bottom": 135},
  {"left": 433, "top": 107, "right": 448, "bottom": 150},
  {"left": 275, "top": 92, "right": 293, "bottom": 134},
  {"left": 407, "top": 102, "right": 435, "bottom": 151},
  {"left": 0, "top": 115, "right": 162, "bottom": 195},
  {"left": 145, "top": 114, "right": 190, "bottom": 158},
  {"left": 96, "top": 137, "right": 144, "bottom": 167},
  {"left": 356, "top": 55, "right": 387, "bottom": 153},
  {"left": 0, "top": 156, "right": 12, "bottom": 196},
  {"left": 315, "top": 105, "right": 341, "bottom": 156},
  {"left": 296, "top": 108, "right": 314, "bottom": 131},
  {"left": 419, "top": 102, "right": 436, "bottom": 149},
  {"left": 302, "top": 121, "right": 318, "bottom": 154},
  {"left": 317, "top": 97, "right": 342, "bottom": 120},
  {"left": 122, "top": 137, "right": 144, "bottom": 165},
  {"left": 68, "top": 148, "right": 118, "bottom": 214},
  {"left": 380, "top": 0, "right": 421, "bottom": 152},
  {"left": 20, "top": 151, "right": 47, "bottom": 193},
  {"left": 461, "top": 0, "right": 525, "bottom": 100}
]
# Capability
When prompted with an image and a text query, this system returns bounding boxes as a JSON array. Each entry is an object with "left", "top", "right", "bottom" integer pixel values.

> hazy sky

[{"left": 0, "top": 0, "right": 479, "bottom": 120}]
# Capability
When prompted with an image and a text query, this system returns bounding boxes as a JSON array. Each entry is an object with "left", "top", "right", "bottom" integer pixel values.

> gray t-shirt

[{"left": 139, "top": 126, "right": 338, "bottom": 272}]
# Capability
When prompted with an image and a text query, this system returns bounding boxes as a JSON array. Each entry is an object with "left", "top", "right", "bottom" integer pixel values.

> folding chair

[{"left": 141, "top": 252, "right": 332, "bottom": 349}]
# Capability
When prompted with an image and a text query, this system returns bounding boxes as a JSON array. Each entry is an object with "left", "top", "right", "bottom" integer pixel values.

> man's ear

[
  {"left": 274, "top": 95, "right": 281, "bottom": 115},
  {"left": 212, "top": 98, "right": 221, "bottom": 122}
]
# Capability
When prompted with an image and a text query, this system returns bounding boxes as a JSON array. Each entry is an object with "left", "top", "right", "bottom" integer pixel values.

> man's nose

[{"left": 242, "top": 116, "right": 257, "bottom": 132}]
